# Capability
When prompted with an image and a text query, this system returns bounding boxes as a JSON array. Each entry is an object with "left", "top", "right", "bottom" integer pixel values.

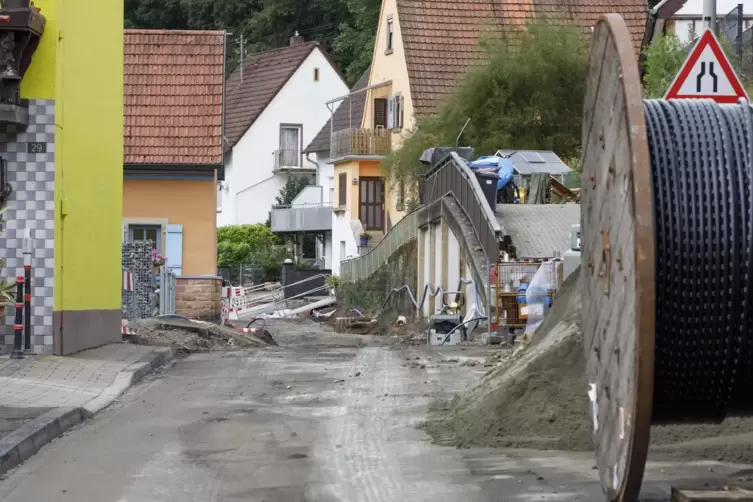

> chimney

[{"left": 290, "top": 31, "right": 304, "bottom": 46}]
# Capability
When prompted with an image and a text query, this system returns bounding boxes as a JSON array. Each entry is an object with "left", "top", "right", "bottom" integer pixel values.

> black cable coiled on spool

[{"left": 644, "top": 99, "right": 753, "bottom": 423}]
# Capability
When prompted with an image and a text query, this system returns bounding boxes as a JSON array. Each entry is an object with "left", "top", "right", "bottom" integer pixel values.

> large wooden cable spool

[
  {"left": 582, "top": 14, "right": 753, "bottom": 501},
  {"left": 581, "top": 13, "right": 655, "bottom": 502}
]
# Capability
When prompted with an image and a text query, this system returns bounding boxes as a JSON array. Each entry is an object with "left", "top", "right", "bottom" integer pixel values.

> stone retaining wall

[{"left": 175, "top": 276, "right": 222, "bottom": 321}]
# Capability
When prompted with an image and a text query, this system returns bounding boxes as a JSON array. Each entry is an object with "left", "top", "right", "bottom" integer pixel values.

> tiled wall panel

[{"left": 0, "top": 100, "right": 55, "bottom": 354}]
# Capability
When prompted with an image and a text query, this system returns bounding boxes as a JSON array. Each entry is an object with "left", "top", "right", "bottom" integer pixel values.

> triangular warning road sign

[{"left": 665, "top": 29, "right": 749, "bottom": 104}]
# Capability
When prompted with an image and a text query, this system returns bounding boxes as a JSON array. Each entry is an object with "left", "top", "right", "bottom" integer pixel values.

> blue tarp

[{"left": 467, "top": 156, "right": 515, "bottom": 190}]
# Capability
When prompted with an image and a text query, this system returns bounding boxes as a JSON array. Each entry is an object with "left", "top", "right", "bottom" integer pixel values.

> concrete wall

[
  {"left": 363, "top": 238, "right": 417, "bottom": 314},
  {"left": 123, "top": 179, "right": 217, "bottom": 276},
  {"left": 218, "top": 48, "right": 349, "bottom": 227},
  {"left": 175, "top": 276, "right": 222, "bottom": 321}
]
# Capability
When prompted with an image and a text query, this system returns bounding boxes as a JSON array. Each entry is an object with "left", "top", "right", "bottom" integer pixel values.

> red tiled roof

[
  {"left": 396, "top": 0, "right": 648, "bottom": 116},
  {"left": 124, "top": 29, "right": 225, "bottom": 166},
  {"left": 225, "top": 42, "right": 319, "bottom": 149}
]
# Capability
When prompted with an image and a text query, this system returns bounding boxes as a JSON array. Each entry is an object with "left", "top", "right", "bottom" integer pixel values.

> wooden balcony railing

[{"left": 331, "top": 128, "right": 391, "bottom": 159}]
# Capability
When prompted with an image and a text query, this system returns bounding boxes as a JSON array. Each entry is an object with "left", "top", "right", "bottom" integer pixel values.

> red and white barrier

[
  {"left": 221, "top": 283, "right": 283, "bottom": 321},
  {"left": 121, "top": 319, "right": 135, "bottom": 335},
  {"left": 122, "top": 271, "right": 135, "bottom": 292}
]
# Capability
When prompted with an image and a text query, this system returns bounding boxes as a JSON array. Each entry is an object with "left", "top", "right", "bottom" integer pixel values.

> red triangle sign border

[{"left": 664, "top": 29, "right": 749, "bottom": 104}]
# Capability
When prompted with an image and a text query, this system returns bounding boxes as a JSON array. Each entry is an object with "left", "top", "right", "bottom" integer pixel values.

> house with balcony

[
  {"left": 338, "top": 0, "right": 651, "bottom": 274},
  {"left": 217, "top": 34, "right": 349, "bottom": 230},
  {"left": 298, "top": 68, "right": 372, "bottom": 274}
]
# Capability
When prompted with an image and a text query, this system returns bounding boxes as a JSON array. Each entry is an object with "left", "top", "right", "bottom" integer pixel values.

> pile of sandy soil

[{"left": 422, "top": 267, "right": 753, "bottom": 463}]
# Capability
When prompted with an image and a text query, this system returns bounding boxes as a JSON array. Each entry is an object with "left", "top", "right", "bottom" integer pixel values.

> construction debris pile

[
  {"left": 126, "top": 318, "right": 274, "bottom": 354},
  {"left": 423, "top": 267, "right": 753, "bottom": 463}
]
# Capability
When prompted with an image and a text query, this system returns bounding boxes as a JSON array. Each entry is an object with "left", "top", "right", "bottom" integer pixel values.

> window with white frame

[
  {"left": 278, "top": 124, "right": 302, "bottom": 167},
  {"left": 386, "top": 16, "right": 394, "bottom": 53},
  {"left": 387, "top": 94, "right": 403, "bottom": 130},
  {"left": 129, "top": 225, "right": 161, "bottom": 251}
]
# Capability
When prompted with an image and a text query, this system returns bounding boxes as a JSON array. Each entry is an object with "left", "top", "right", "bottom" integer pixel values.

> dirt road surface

[{"left": 0, "top": 319, "right": 749, "bottom": 501}]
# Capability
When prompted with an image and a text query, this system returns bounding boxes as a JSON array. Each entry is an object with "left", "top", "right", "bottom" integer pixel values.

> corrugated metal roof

[
  {"left": 496, "top": 203, "right": 580, "bottom": 258},
  {"left": 496, "top": 150, "right": 572, "bottom": 175}
]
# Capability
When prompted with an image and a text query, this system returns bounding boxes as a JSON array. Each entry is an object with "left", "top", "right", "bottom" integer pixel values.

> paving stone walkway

[{"left": 0, "top": 344, "right": 153, "bottom": 434}]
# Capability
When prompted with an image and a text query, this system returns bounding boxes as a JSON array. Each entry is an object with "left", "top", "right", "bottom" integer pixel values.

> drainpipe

[
  {"left": 220, "top": 31, "right": 229, "bottom": 182},
  {"left": 305, "top": 152, "right": 319, "bottom": 185}
]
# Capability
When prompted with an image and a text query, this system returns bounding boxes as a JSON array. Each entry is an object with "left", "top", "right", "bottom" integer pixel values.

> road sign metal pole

[{"left": 703, "top": 0, "right": 717, "bottom": 36}]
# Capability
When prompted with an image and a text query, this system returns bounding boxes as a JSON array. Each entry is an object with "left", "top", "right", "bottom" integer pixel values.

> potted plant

[
  {"left": 0, "top": 262, "right": 15, "bottom": 307},
  {"left": 359, "top": 233, "right": 371, "bottom": 246},
  {"left": 151, "top": 248, "right": 166, "bottom": 271}
]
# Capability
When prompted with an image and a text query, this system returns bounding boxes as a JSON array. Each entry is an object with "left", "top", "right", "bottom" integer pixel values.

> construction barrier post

[{"left": 11, "top": 276, "right": 24, "bottom": 359}]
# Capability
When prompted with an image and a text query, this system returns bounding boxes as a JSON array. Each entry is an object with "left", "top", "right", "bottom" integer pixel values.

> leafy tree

[
  {"left": 332, "top": 0, "right": 381, "bottom": 82},
  {"left": 384, "top": 22, "right": 589, "bottom": 189},
  {"left": 217, "top": 224, "right": 280, "bottom": 266},
  {"left": 642, "top": 34, "right": 688, "bottom": 98},
  {"left": 275, "top": 175, "right": 312, "bottom": 206},
  {"left": 124, "top": 0, "right": 188, "bottom": 29},
  {"left": 123, "top": 0, "right": 380, "bottom": 85}
]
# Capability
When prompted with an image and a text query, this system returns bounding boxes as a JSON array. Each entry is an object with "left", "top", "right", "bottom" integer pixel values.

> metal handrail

[
  {"left": 340, "top": 208, "right": 420, "bottom": 282},
  {"left": 422, "top": 152, "right": 501, "bottom": 262}
]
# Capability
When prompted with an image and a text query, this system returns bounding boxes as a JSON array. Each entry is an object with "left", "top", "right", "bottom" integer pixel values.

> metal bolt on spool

[{"left": 581, "top": 14, "right": 753, "bottom": 502}]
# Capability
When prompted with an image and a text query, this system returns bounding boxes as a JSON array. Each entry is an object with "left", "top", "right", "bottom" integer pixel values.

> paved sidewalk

[
  {"left": 0, "top": 343, "right": 175, "bottom": 474},
  {"left": 0, "top": 344, "right": 152, "bottom": 411}
]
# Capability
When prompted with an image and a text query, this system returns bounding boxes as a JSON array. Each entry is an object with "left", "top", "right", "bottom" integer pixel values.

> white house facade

[{"left": 217, "top": 37, "right": 349, "bottom": 228}]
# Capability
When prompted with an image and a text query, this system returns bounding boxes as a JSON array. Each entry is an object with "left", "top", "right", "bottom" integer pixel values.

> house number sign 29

[{"left": 27, "top": 142, "right": 47, "bottom": 154}]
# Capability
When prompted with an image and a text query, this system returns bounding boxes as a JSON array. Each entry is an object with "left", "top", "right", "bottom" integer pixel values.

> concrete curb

[
  {"left": 81, "top": 346, "right": 176, "bottom": 418},
  {"left": 0, "top": 346, "right": 176, "bottom": 475}
]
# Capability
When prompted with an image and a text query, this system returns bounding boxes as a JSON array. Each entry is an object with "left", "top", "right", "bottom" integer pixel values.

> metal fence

[
  {"left": 340, "top": 209, "right": 419, "bottom": 282},
  {"left": 159, "top": 267, "right": 177, "bottom": 315},
  {"left": 220, "top": 262, "right": 282, "bottom": 287},
  {"left": 421, "top": 152, "right": 502, "bottom": 263},
  {"left": 704, "top": 4, "right": 753, "bottom": 79}
]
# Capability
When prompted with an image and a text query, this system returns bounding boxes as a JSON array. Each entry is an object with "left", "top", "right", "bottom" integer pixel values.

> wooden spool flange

[{"left": 580, "top": 14, "right": 656, "bottom": 502}]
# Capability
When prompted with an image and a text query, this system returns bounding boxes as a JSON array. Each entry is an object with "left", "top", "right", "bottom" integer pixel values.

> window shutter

[
  {"left": 387, "top": 97, "right": 394, "bottom": 129},
  {"left": 396, "top": 95, "right": 403, "bottom": 129},
  {"left": 165, "top": 224, "right": 183, "bottom": 276},
  {"left": 338, "top": 173, "right": 347, "bottom": 207},
  {"left": 373, "top": 98, "right": 387, "bottom": 128}
]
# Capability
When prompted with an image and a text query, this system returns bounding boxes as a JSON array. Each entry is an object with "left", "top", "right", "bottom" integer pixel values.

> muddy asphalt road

[{"left": 0, "top": 319, "right": 751, "bottom": 501}]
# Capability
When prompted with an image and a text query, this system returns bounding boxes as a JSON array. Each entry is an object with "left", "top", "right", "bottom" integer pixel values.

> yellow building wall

[
  {"left": 335, "top": 160, "right": 359, "bottom": 214},
  {"left": 53, "top": 0, "right": 123, "bottom": 313},
  {"left": 361, "top": 0, "right": 415, "bottom": 231},
  {"left": 20, "top": 0, "right": 56, "bottom": 99},
  {"left": 363, "top": 0, "right": 416, "bottom": 138},
  {"left": 14, "top": 0, "right": 123, "bottom": 353},
  {"left": 334, "top": 160, "right": 388, "bottom": 234},
  {"left": 123, "top": 179, "right": 217, "bottom": 276}
]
